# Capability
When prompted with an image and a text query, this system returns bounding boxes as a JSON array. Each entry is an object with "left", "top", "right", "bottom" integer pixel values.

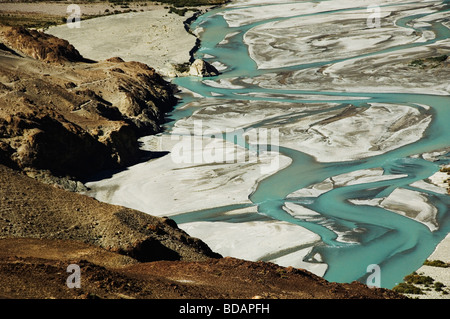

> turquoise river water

[{"left": 165, "top": 1, "right": 450, "bottom": 288}]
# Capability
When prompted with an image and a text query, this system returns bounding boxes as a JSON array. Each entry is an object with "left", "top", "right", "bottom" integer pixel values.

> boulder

[{"left": 188, "top": 59, "right": 220, "bottom": 77}]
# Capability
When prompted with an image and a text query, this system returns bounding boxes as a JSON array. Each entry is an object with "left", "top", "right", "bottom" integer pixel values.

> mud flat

[
  {"left": 83, "top": 134, "right": 326, "bottom": 272},
  {"left": 174, "top": 99, "right": 432, "bottom": 163},
  {"left": 46, "top": 8, "right": 203, "bottom": 76},
  {"left": 180, "top": 206, "right": 327, "bottom": 276},
  {"left": 234, "top": 0, "right": 449, "bottom": 95},
  {"left": 86, "top": 133, "right": 291, "bottom": 215}
]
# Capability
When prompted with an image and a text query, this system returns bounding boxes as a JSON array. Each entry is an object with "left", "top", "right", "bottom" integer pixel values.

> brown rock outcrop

[
  {"left": 0, "top": 27, "right": 177, "bottom": 180},
  {"left": 188, "top": 58, "right": 220, "bottom": 77},
  {"left": 0, "top": 26, "right": 85, "bottom": 63}
]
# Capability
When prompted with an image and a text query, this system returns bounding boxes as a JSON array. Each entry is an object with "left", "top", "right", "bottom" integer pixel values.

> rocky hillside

[
  {"left": 0, "top": 238, "right": 404, "bottom": 299},
  {"left": 0, "top": 164, "right": 220, "bottom": 262},
  {"left": 0, "top": 26, "right": 177, "bottom": 181}
]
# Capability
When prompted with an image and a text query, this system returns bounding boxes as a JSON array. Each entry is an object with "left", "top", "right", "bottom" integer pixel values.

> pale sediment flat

[
  {"left": 286, "top": 168, "right": 408, "bottom": 198},
  {"left": 350, "top": 188, "right": 439, "bottom": 232},
  {"left": 180, "top": 205, "right": 327, "bottom": 276},
  {"left": 222, "top": 0, "right": 417, "bottom": 27},
  {"left": 282, "top": 202, "right": 363, "bottom": 245},
  {"left": 426, "top": 233, "right": 450, "bottom": 263},
  {"left": 173, "top": 99, "right": 339, "bottom": 135},
  {"left": 175, "top": 97, "right": 432, "bottom": 164},
  {"left": 282, "top": 168, "right": 438, "bottom": 245},
  {"left": 238, "top": 1, "right": 439, "bottom": 67},
  {"left": 311, "top": 39, "right": 450, "bottom": 95},
  {"left": 238, "top": 1, "right": 450, "bottom": 95},
  {"left": 245, "top": 103, "right": 432, "bottom": 163},
  {"left": 232, "top": 91, "right": 370, "bottom": 101},
  {"left": 46, "top": 8, "right": 201, "bottom": 76},
  {"left": 407, "top": 233, "right": 450, "bottom": 299},
  {"left": 86, "top": 134, "right": 291, "bottom": 216},
  {"left": 245, "top": 13, "right": 408, "bottom": 69},
  {"left": 409, "top": 264, "right": 450, "bottom": 299},
  {"left": 286, "top": 166, "right": 444, "bottom": 235},
  {"left": 428, "top": 168, "right": 450, "bottom": 189},
  {"left": 203, "top": 78, "right": 246, "bottom": 89},
  {"left": 410, "top": 180, "right": 448, "bottom": 195}
]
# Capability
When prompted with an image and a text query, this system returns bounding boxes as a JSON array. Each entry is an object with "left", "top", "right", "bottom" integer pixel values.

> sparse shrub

[
  {"left": 409, "top": 59, "right": 424, "bottom": 67},
  {"left": 434, "top": 282, "right": 445, "bottom": 292},
  {"left": 275, "top": 268, "right": 288, "bottom": 279},
  {"left": 423, "top": 259, "right": 449, "bottom": 268},
  {"left": 174, "top": 62, "right": 191, "bottom": 73},
  {"left": 168, "top": 6, "right": 189, "bottom": 16},
  {"left": 393, "top": 283, "right": 423, "bottom": 294},
  {"left": 404, "top": 272, "right": 434, "bottom": 286},
  {"left": 409, "top": 54, "right": 448, "bottom": 68},
  {"left": 429, "top": 54, "right": 448, "bottom": 62}
]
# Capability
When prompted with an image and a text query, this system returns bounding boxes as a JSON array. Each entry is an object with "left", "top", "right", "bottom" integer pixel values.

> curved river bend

[{"left": 87, "top": 0, "right": 450, "bottom": 288}]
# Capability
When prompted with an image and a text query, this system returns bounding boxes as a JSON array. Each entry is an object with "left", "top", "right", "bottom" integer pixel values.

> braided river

[{"left": 86, "top": 0, "right": 450, "bottom": 288}]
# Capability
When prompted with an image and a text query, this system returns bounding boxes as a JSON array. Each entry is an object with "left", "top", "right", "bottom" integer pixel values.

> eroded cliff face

[
  {"left": 0, "top": 26, "right": 85, "bottom": 63},
  {"left": 0, "top": 26, "right": 177, "bottom": 180}
]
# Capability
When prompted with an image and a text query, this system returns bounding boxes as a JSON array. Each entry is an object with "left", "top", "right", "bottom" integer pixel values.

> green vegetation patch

[
  {"left": 0, "top": 12, "right": 64, "bottom": 29},
  {"left": 157, "top": 0, "right": 228, "bottom": 7},
  {"left": 439, "top": 167, "right": 450, "bottom": 173},
  {"left": 173, "top": 62, "right": 191, "bottom": 73},
  {"left": 168, "top": 6, "right": 192, "bottom": 16},
  {"left": 392, "top": 282, "right": 423, "bottom": 295},
  {"left": 106, "top": 0, "right": 228, "bottom": 7},
  {"left": 409, "top": 54, "right": 448, "bottom": 68},
  {"left": 393, "top": 270, "right": 450, "bottom": 296},
  {"left": 404, "top": 272, "right": 434, "bottom": 286},
  {"left": 423, "top": 259, "right": 450, "bottom": 268},
  {"left": 434, "top": 282, "right": 446, "bottom": 293}
]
